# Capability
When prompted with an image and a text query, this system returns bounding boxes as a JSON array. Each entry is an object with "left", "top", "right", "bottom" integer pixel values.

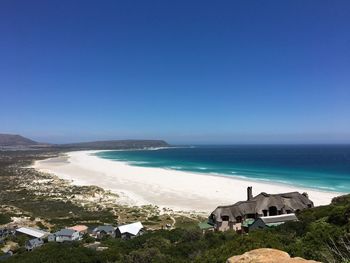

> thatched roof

[
  {"left": 212, "top": 201, "right": 257, "bottom": 222},
  {"left": 252, "top": 192, "right": 313, "bottom": 215},
  {"left": 211, "top": 191, "right": 313, "bottom": 223}
]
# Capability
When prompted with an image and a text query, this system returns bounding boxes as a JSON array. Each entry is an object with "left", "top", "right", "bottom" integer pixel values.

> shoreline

[{"left": 32, "top": 150, "right": 342, "bottom": 213}]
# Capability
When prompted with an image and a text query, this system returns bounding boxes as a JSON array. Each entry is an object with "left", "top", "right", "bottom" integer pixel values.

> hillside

[
  {"left": 0, "top": 133, "right": 170, "bottom": 150},
  {"left": 3, "top": 193, "right": 350, "bottom": 262},
  {"left": 57, "top": 139, "right": 169, "bottom": 150},
  {"left": 0, "top": 148, "right": 350, "bottom": 262},
  {"left": 0, "top": 134, "right": 38, "bottom": 146}
]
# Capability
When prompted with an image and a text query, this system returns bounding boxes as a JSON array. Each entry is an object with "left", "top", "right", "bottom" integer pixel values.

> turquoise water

[{"left": 95, "top": 145, "right": 350, "bottom": 193}]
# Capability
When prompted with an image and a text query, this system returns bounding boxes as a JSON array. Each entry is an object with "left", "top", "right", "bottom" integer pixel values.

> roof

[
  {"left": 26, "top": 238, "right": 43, "bottom": 246},
  {"left": 55, "top": 229, "right": 77, "bottom": 237},
  {"left": 68, "top": 225, "right": 88, "bottom": 232},
  {"left": 212, "top": 200, "right": 257, "bottom": 222},
  {"left": 242, "top": 218, "right": 255, "bottom": 228},
  {"left": 211, "top": 191, "right": 313, "bottom": 223},
  {"left": 259, "top": 213, "right": 298, "bottom": 224},
  {"left": 16, "top": 227, "right": 49, "bottom": 238},
  {"left": 198, "top": 222, "right": 214, "bottom": 230},
  {"left": 251, "top": 192, "right": 313, "bottom": 215},
  {"left": 117, "top": 222, "right": 143, "bottom": 236},
  {"left": 94, "top": 225, "right": 115, "bottom": 233}
]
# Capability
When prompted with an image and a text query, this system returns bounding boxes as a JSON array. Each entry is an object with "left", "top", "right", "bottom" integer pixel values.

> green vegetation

[
  {"left": 4, "top": 194, "right": 350, "bottom": 263},
  {"left": 174, "top": 216, "right": 199, "bottom": 229},
  {"left": 1, "top": 150, "right": 350, "bottom": 262},
  {"left": 0, "top": 160, "right": 117, "bottom": 229},
  {"left": 0, "top": 213, "right": 11, "bottom": 225}
]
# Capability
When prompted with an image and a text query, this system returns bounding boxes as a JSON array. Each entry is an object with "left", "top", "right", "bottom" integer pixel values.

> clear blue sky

[{"left": 1, "top": 1, "right": 349, "bottom": 144}]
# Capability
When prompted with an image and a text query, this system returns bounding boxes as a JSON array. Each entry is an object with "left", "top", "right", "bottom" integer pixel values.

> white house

[
  {"left": 116, "top": 222, "right": 144, "bottom": 239},
  {"left": 48, "top": 229, "right": 80, "bottom": 242}
]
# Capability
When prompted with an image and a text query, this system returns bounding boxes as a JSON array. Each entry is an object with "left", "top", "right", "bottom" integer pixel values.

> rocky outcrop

[{"left": 227, "top": 248, "right": 321, "bottom": 263}]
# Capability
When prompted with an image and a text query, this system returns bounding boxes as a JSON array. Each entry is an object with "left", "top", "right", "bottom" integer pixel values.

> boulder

[{"left": 227, "top": 248, "right": 321, "bottom": 263}]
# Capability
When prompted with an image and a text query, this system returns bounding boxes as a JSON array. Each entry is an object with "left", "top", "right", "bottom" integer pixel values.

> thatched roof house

[{"left": 209, "top": 187, "right": 313, "bottom": 231}]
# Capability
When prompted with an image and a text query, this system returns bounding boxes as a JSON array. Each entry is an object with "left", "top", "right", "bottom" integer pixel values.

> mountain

[
  {"left": 0, "top": 134, "right": 38, "bottom": 146},
  {"left": 57, "top": 139, "right": 169, "bottom": 150},
  {"left": 0, "top": 133, "right": 170, "bottom": 150}
]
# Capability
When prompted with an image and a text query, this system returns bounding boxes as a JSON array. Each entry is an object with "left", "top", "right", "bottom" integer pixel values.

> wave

[
  {"left": 94, "top": 148, "right": 348, "bottom": 193},
  {"left": 128, "top": 161, "right": 150, "bottom": 165},
  {"left": 168, "top": 166, "right": 184, "bottom": 170}
]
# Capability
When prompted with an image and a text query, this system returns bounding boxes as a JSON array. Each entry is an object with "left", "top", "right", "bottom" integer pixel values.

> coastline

[{"left": 32, "top": 150, "right": 341, "bottom": 213}]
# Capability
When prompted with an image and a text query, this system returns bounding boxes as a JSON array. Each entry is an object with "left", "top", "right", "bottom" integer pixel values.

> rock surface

[{"left": 227, "top": 248, "right": 321, "bottom": 263}]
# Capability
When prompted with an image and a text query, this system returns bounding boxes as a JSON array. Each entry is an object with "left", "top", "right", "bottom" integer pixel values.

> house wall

[
  {"left": 116, "top": 229, "right": 141, "bottom": 239},
  {"left": 56, "top": 232, "right": 80, "bottom": 242},
  {"left": 215, "top": 221, "right": 235, "bottom": 231},
  {"left": 48, "top": 234, "right": 56, "bottom": 242},
  {"left": 94, "top": 230, "right": 116, "bottom": 239},
  {"left": 25, "top": 239, "right": 43, "bottom": 251}
]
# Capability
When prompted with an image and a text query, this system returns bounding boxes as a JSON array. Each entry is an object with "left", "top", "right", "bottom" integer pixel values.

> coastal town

[{"left": 0, "top": 221, "right": 145, "bottom": 260}]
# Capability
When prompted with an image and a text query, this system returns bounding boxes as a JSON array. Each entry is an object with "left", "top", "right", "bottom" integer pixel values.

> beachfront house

[
  {"left": 25, "top": 238, "right": 44, "bottom": 251},
  {"left": 209, "top": 187, "right": 313, "bottom": 232},
  {"left": 48, "top": 229, "right": 80, "bottom": 243},
  {"left": 248, "top": 213, "right": 298, "bottom": 231},
  {"left": 116, "top": 222, "right": 144, "bottom": 239},
  {"left": 92, "top": 225, "right": 116, "bottom": 239},
  {"left": 16, "top": 227, "right": 49, "bottom": 239}
]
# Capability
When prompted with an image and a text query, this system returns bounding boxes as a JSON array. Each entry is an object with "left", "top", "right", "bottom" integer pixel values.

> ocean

[{"left": 95, "top": 145, "right": 350, "bottom": 193}]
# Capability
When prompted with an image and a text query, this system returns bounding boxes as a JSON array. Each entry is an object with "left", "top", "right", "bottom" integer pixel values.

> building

[
  {"left": 116, "top": 222, "right": 144, "bottom": 239},
  {"left": 249, "top": 213, "right": 298, "bottom": 231},
  {"left": 48, "top": 229, "right": 80, "bottom": 243},
  {"left": 0, "top": 228, "right": 15, "bottom": 239},
  {"left": 16, "top": 227, "right": 49, "bottom": 239},
  {"left": 25, "top": 238, "right": 44, "bottom": 251},
  {"left": 198, "top": 222, "right": 214, "bottom": 234},
  {"left": 209, "top": 187, "right": 313, "bottom": 232},
  {"left": 92, "top": 225, "right": 116, "bottom": 239},
  {"left": 68, "top": 225, "right": 88, "bottom": 234}
]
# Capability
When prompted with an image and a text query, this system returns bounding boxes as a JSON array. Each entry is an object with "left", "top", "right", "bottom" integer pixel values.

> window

[
  {"left": 269, "top": 206, "right": 278, "bottom": 216},
  {"left": 221, "top": 215, "right": 229, "bottom": 221}
]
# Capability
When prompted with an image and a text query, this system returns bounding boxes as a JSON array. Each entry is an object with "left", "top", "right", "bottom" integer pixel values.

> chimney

[
  {"left": 302, "top": 192, "right": 309, "bottom": 199},
  {"left": 247, "top": 186, "right": 253, "bottom": 201}
]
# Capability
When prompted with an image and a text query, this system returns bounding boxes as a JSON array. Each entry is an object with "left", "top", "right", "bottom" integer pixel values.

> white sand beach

[{"left": 32, "top": 151, "right": 341, "bottom": 213}]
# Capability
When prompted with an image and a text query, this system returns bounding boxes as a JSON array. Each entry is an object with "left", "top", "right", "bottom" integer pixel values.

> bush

[{"left": 0, "top": 213, "right": 11, "bottom": 224}]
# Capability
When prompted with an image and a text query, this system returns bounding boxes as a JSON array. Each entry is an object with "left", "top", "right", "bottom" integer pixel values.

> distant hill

[
  {"left": 57, "top": 139, "right": 170, "bottom": 150},
  {"left": 0, "top": 134, "right": 38, "bottom": 146},
  {"left": 0, "top": 134, "right": 170, "bottom": 150}
]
